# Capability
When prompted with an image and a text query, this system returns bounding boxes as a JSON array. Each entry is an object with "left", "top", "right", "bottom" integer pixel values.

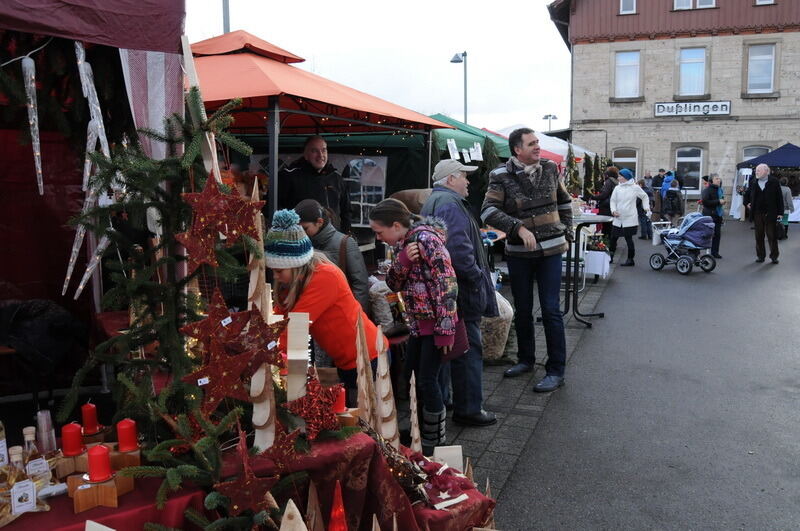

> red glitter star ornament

[
  {"left": 176, "top": 228, "right": 218, "bottom": 274},
  {"left": 241, "top": 310, "right": 288, "bottom": 372},
  {"left": 214, "top": 429, "right": 279, "bottom": 516},
  {"left": 180, "top": 288, "right": 251, "bottom": 351},
  {"left": 282, "top": 370, "right": 343, "bottom": 440},
  {"left": 260, "top": 422, "right": 301, "bottom": 471},
  {"left": 181, "top": 339, "right": 255, "bottom": 416}
]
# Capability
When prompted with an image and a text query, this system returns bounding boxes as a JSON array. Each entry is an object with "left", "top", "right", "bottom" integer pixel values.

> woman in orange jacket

[{"left": 264, "top": 209, "right": 382, "bottom": 402}]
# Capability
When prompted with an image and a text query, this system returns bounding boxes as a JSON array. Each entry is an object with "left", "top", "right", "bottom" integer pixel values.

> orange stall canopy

[{"left": 192, "top": 31, "right": 450, "bottom": 134}]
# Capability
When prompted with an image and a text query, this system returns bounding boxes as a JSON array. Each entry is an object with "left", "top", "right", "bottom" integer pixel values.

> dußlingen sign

[{"left": 654, "top": 101, "right": 731, "bottom": 117}]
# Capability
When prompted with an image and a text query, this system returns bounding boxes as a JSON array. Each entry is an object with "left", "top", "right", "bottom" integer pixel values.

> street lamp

[
  {"left": 542, "top": 114, "right": 558, "bottom": 132},
  {"left": 450, "top": 51, "right": 467, "bottom": 124}
]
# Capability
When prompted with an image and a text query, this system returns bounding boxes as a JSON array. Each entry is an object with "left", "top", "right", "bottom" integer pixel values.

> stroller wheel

[
  {"left": 699, "top": 254, "right": 716, "bottom": 273},
  {"left": 676, "top": 255, "right": 693, "bottom": 275},
  {"left": 649, "top": 253, "right": 665, "bottom": 271}
]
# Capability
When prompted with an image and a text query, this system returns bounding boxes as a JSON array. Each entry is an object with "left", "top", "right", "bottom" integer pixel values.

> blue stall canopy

[{"left": 737, "top": 143, "right": 800, "bottom": 169}]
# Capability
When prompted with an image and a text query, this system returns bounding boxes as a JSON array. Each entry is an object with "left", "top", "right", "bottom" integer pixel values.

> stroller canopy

[{"left": 665, "top": 213, "right": 715, "bottom": 249}]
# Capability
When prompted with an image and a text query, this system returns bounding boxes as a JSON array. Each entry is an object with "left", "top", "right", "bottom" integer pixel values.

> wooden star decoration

[
  {"left": 176, "top": 228, "right": 218, "bottom": 274},
  {"left": 241, "top": 310, "right": 288, "bottom": 372},
  {"left": 282, "top": 371, "right": 343, "bottom": 440},
  {"left": 181, "top": 339, "right": 255, "bottom": 416},
  {"left": 214, "top": 429, "right": 279, "bottom": 516},
  {"left": 260, "top": 423, "right": 301, "bottom": 471},
  {"left": 180, "top": 288, "right": 251, "bottom": 351}
]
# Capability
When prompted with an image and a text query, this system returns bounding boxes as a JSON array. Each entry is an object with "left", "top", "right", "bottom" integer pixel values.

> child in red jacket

[{"left": 265, "top": 209, "right": 381, "bottom": 403}]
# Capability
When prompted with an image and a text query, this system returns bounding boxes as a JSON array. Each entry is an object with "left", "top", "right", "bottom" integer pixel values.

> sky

[{"left": 184, "top": 0, "right": 572, "bottom": 134}]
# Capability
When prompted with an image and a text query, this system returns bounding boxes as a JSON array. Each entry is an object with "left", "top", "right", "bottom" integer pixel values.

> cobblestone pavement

[{"left": 397, "top": 262, "right": 613, "bottom": 493}]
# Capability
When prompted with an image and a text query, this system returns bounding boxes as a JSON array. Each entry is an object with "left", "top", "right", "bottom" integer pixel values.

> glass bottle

[
  {"left": 22, "top": 427, "right": 41, "bottom": 464},
  {"left": 21, "top": 427, "right": 50, "bottom": 486},
  {"left": 4, "top": 447, "right": 26, "bottom": 489}
]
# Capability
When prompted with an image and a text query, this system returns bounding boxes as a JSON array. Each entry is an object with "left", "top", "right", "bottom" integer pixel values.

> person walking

[
  {"left": 609, "top": 168, "right": 651, "bottom": 266},
  {"left": 663, "top": 180, "right": 684, "bottom": 227},
  {"left": 421, "top": 159, "right": 499, "bottom": 427},
  {"left": 748, "top": 163, "right": 784, "bottom": 263},
  {"left": 701, "top": 174, "right": 725, "bottom": 258},
  {"left": 481, "top": 128, "right": 573, "bottom": 393},
  {"left": 369, "top": 198, "right": 459, "bottom": 454},
  {"left": 637, "top": 178, "right": 654, "bottom": 241},
  {"left": 779, "top": 177, "right": 794, "bottom": 240}
]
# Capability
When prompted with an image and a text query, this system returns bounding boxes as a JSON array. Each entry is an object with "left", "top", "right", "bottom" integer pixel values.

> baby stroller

[{"left": 649, "top": 212, "right": 716, "bottom": 274}]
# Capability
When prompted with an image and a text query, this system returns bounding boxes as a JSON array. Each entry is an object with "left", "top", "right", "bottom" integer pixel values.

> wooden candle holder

[
  {"left": 82, "top": 426, "right": 111, "bottom": 445},
  {"left": 56, "top": 442, "right": 141, "bottom": 479},
  {"left": 66, "top": 473, "right": 134, "bottom": 513},
  {"left": 337, "top": 407, "right": 360, "bottom": 428}
]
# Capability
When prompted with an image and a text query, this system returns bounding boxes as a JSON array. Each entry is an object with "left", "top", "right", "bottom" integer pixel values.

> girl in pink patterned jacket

[{"left": 369, "top": 198, "right": 458, "bottom": 455}]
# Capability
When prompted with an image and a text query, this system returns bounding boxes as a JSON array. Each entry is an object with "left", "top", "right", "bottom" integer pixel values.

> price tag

[
  {"left": 197, "top": 377, "right": 210, "bottom": 386},
  {"left": 25, "top": 457, "right": 49, "bottom": 477},
  {"left": 0, "top": 438, "right": 7, "bottom": 466},
  {"left": 11, "top": 479, "right": 36, "bottom": 514},
  {"left": 77, "top": 484, "right": 92, "bottom": 491},
  {"left": 220, "top": 317, "right": 232, "bottom": 327},
  {"left": 267, "top": 341, "right": 277, "bottom": 350}
]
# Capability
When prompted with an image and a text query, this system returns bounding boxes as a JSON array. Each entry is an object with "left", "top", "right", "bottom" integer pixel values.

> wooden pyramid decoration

[
  {"left": 305, "top": 480, "right": 324, "bottom": 531},
  {"left": 408, "top": 372, "right": 422, "bottom": 453},
  {"left": 374, "top": 326, "right": 399, "bottom": 449},
  {"left": 280, "top": 498, "right": 308, "bottom": 531},
  {"left": 355, "top": 313, "right": 380, "bottom": 428}
]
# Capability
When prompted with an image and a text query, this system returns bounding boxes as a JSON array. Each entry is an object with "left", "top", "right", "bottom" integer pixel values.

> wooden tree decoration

[
  {"left": 464, "top": 457, "right": 474, "bottom": 483},
  {"left": 371, "top": 514, "right": 382, "bottom": 531},
  {"left": 408, "top": 372, "right": 422, "bottom": 453},
  {"left": 373, "top": 327, "right": 399, "bottom": 449},
  {"left": 279, "top": 498, "right": 308, "bottom": 531},
  {"left": 355, "top": 314, "right": 379, "bottom": 428},
  {"left": 305, "top": 481, "right": 324, "bottom": 531},
  {"left": 286, "top": 313, "right": 310, "bottom": 401},
  {"left": 248, "top": 179, "right": 279, "bottom": 451}
]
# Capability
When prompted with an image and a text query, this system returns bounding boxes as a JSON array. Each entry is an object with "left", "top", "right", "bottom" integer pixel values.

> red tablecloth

[
  {"left": 3, "top": 478, "right": 205, "bottom": 531},
  {"left": 235, "top": 433, "right": 494, "bottom": 531}
]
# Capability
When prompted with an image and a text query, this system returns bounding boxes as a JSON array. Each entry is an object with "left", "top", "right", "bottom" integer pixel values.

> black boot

[{"left": 421, "top": 407, "right": 446, "bottom": 456}]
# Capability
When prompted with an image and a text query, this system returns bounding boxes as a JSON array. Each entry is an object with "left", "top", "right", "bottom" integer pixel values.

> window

[
  {"left": 755, "top": 0, "right": 775, "bottom": 4},
  {"left": 679, "top": 48, "right": 706, "bottom": 96},
  {"left": 747, "top": 44, "right": 775, "bottom": 93},
  {"left": 675, "top": 147, "right": 703, "bottom": 186},
  {"left": 342, "top": 157, "right": 387, "bottom": 227},
  {"left": 697, "top": 0, "right": 715, "bottom": 7},
  {"left": 743, "top": 146, "right": 770, "bottom": 161},
  {"left": 612, "top": 148, "right": 638, "bottom": 177},
  {"left": 674, "top": 0, "right": 691, "bottom": 9},
  {"left": 615, "top": 51, "right": 640, "bottom": 98},
  {"left": 674, "top": 0, "right": 714, "bottom": 8},
  {"left": 620, "top": 0, "right": 635, "bottom": 14}
]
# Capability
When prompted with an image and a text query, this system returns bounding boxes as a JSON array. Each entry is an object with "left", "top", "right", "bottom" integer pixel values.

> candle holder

[
  {"left": 82, "top": 425, "right": 111, "bottom": 444},
  {"left": 337, "top": 407, "right": 360, "bottom": 428},
  {"left": 55, "top": 442, "right": 141, "bottom": 479},
  {"left": 106, "top": 441, "right": 142, "bottom": 470},
  {"left": 66, "top": 473, "right": 134, "bottom": 513},
  {"left": 55, "top": 447, "right": 90, "bottom": 479}
]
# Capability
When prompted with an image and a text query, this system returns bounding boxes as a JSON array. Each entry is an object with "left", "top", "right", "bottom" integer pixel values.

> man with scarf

[{"left": 481, "top": 128, "right": 573, "bottom": 393}]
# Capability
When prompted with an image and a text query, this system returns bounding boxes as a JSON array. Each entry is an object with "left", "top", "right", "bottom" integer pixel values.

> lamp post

[
  {"left": 542, "top": 114, "right": 558, "bottom": 132},
  {"left": 450, "top": 51, "right": 467, "bottom": 124}
]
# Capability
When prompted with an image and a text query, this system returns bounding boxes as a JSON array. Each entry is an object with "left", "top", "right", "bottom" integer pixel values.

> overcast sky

[{"left": 185, "top": 0, "right": 572, "bottom": 133}]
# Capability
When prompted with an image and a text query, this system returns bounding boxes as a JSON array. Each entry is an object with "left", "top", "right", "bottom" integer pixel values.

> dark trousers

[
  {"left": 609, "top": 225, "right": 637, "bottom": 261},
  {"left": 406, "top": 335, "right": 444, "bottom": 413},
  {"left": 506, "top": 253, "right": 566, "bottom": 377},
  {"left": 754, "top": 213, "right": 779, "bottom": 261},
  {"left": 711, "top": 215, "right": 722, "bottom": 256},
  {"left": 638, "top": 214, "right": 652, "bottom": 239},
  {"left": 450, "top": 320, "right": 483, "bottom": 415}
]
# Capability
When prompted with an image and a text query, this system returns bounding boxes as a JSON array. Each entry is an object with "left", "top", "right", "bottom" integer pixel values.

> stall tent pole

[
  {"left": 267, "top": 96, "right": 280, "bottom": 221},
  {"left": 427, "top": 130, "right": 433, "bottom": 188}
]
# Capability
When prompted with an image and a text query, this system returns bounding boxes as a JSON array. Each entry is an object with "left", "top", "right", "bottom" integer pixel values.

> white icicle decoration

[
  {"left": 21, "top": 57, "right": 43, "bottom": 195},
  {"left": 74, "top": 233, "right": 111, "bottom": 300},
  {"left": 82, "top": 120, "right": 99, "bottom": 191},
  {"left": 409, "top": 372, "right": 422, "bottom": 453},
  {"left": 62, "top": 188, "right": 98, "bottom": 295}
]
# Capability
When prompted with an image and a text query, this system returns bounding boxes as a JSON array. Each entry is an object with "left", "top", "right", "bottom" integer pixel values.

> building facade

[{"left": 549, "top": 0, "right": 800, "bottom": 190}]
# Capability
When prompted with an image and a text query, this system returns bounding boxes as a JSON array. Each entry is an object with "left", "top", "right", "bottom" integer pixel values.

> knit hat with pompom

[{"left": 264, "top": 209, "right": 314, "bottom": 269}]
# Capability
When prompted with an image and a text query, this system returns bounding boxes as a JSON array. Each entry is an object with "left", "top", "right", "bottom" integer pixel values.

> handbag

[{"left": 441, "top": 318, "right": 468, "bottom": 362}]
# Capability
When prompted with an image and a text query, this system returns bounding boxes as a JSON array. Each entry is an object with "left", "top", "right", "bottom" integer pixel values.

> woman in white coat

[{"left": 609, "top": 168, "right": 651, "bottom": 266}]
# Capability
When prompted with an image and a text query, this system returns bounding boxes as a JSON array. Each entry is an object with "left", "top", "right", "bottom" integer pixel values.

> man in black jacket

[
  {"left": 749, "top": 163, "right": 783, "bottom": 264},
  {"left": 421, "top": 159, "right": 499, "bottom": 426},
  {"left": 701, "top": 174, "right": 725, "bottom": 258},
  {"left": 278, "top": 136, "right": 352, "bottom": 232}
]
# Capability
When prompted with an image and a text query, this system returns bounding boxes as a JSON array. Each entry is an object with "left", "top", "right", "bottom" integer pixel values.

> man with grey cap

[{"left": 420, "top": 159, "right": 499, "bottom": 426}]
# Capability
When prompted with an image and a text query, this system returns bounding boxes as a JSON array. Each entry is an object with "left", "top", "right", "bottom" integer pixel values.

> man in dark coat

[
  {"left": 278, "top": 135, "right": 352, "bottom": 232},
  {"left": 701, "top": 174, "right": 725, "bottom": 258},
  {"left": 421, "top": 159, "right": 499, "bottom": 426},
  {"left": 748, "top": 163, "right": 784, "bottom": 264}
]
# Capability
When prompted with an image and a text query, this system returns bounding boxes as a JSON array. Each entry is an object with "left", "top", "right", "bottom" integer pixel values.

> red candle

[
  {"left": 61, "top": 423, "right": 84, "bottom": 456},
  {"left": 116, "top": 419, "right": 138, "bottom": 452},
  {"left": 87, "top": 444, "right": 112, "bottom": 482},
  {"left": 81, "top": 402, "right": 99, "bottom": 434},
  {"left": 333, "top": 386, "right": 346, "bottom": 413}
]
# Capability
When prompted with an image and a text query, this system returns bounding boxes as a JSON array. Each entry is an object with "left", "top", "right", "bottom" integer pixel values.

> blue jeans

[
  {"left": 406, "top": 335, "right": 444, "bottom": 413},
  {"left": 506, "top": 253, "right": 566, "bottom": 377},
  {"left": 438, "top": 319, "right": 484, "bottom": 415}
]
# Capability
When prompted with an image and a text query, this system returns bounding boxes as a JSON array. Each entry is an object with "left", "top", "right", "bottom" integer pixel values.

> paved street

[{"left": 493, "top": 220, "right": 800, "bottom": 529}]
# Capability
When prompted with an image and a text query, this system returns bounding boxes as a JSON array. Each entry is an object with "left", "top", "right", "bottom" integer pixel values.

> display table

[
  {"left": 3, "top": 478, "right": 206, "bottom": 531},
  {"left": 569, "top": 215, "right": 613, "bottom": 328},
  {"left": 789, "top": 198, "right": 800, "bottom": 222},
  {"left": 237, "top": 432, "right": 494, "bottom": 531}
]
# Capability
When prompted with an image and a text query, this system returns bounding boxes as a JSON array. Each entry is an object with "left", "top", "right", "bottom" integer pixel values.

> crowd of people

[{"left": 261, "top": 129, "right": 793, "bottom": 456}]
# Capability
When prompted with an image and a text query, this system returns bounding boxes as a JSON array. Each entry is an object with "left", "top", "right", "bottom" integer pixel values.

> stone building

[{"left": 548, "top": 0, "right": 800, "bottom": 192}]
